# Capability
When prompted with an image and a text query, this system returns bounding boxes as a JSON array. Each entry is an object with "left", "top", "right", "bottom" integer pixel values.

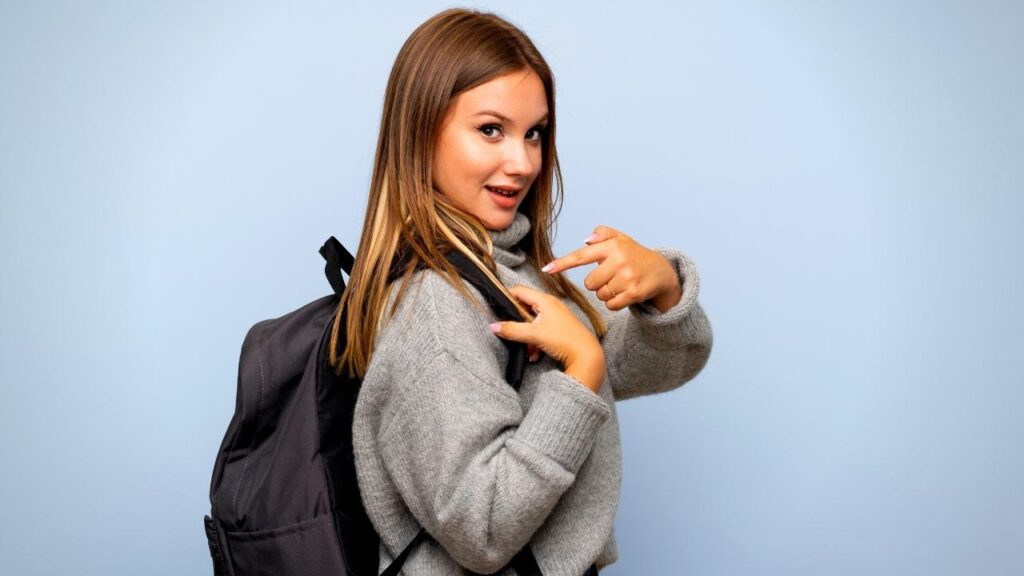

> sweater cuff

[
  {"left": 627, "top": 246, "right": 704, "bottom": 348},
  {"left": 516, "top": 371, "right": 611, "bottom": 472}
]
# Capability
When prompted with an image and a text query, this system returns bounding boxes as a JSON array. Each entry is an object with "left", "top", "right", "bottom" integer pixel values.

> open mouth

[{"left": 485, "top": 186, "right": 517, "bottom": 197}]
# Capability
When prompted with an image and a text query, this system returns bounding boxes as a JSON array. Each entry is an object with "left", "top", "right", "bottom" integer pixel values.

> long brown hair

[{"left": 329, "top": 7, "right": 608, "bottom": 378}]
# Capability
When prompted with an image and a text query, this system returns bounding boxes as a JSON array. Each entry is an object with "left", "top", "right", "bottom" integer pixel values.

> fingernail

[
  {"left": 541, "top": 262, "right": 555, "bottom": 273},
  {"left": 488, "top": 322, "right": 502, "bottom": 334},
  {"left": 584, "top": 233, "right": 598, "bottom": 244}
]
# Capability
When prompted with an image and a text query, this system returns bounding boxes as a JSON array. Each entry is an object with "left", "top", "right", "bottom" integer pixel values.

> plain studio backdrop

[{"left": 1, "top": 1, "right": 1021, "bottom": 574}]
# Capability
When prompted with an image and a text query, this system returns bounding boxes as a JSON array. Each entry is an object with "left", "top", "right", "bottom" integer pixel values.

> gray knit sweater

[{"left": 352, "top": 211, "right": 713, "bottom": 575}]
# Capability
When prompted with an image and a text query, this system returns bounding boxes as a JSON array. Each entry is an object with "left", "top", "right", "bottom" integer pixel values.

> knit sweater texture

[{"left": 352, "top": 211, "right": 713, "bottom": 575}]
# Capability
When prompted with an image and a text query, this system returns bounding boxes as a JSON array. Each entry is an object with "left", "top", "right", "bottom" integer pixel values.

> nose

[{"left": 502, "top": 138, "right": 534, "bottom": 177}]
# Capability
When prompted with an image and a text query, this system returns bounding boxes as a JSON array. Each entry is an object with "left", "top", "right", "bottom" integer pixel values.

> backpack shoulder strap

[{"left": 444, "top": 249, "right": 528, "bottom": 391}]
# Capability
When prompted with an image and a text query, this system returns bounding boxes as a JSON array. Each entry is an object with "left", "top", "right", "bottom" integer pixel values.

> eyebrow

[{"left": 473, "top": 109, "right": 549, "bottom": 125}]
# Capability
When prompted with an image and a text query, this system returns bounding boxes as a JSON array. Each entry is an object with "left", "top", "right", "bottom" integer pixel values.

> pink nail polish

[
  {"left": 584, "top": 233, "right": 598, "bottom": 244},
  {"left": 488, "top": 322, "right": 502, "bottom": 334},
  {"left": 541, "top": 263, "right": 555, "bottom": 273}
]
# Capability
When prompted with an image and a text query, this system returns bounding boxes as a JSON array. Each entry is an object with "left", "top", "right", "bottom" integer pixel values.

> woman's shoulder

[{"left": 371, "top": 266, "right": 507, "bottom": 385}]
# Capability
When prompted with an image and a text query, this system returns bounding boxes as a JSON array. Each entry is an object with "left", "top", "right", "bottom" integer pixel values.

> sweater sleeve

[
  {"left": 368, "top": 273, "right": 612, "bottom": 574},
  {"left": 585, "top": 246, "right": 714, "bottom": 401}
]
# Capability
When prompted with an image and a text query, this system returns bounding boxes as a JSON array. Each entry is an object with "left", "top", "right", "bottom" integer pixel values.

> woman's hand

[
  {"left": 489, "top": 284, "right": 606, "bottom": 393},
  {"left": 540, "top": 225, "right": 683, "bottom": 313}
]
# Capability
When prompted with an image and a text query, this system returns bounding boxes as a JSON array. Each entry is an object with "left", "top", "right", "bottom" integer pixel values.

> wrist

[
  {"left": 564, "top": 345, "right": 606, "bottom": 393},
  {"left": 650, "top": 282, "right": 683, "bottom": 313}
]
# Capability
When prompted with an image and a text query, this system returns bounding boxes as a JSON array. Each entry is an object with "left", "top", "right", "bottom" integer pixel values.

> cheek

[
  {"left": 434, "top": 135, "right": 472, "bottom": 188},
  {"left": 457, "top": 139, "right": 495, "bottom": 181}
]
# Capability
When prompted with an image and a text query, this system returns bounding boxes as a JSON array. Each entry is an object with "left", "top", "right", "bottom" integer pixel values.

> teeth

[{"left": 488, "top": 186, "right": 515, "bottom": 197}]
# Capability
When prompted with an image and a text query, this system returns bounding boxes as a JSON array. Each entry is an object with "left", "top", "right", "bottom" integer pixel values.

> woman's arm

[
  {"left": 357, "top": 272, "right": 611, "bottom": 574},
  {"left": 377, "top": 353, "right": 608, "bottom": 573}
]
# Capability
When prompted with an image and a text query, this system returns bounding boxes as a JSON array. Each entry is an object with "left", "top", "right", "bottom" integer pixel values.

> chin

[{"left": 482, "top": 214, "right": 515, "bottom": 231}]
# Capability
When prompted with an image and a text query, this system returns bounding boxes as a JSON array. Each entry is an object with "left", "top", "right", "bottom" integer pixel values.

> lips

[
  {"left": 486, "top": 186, "right": 519, "bottom": 209},
  {"left": 485, "top": 185, "right": 519, "bottom": 197}
]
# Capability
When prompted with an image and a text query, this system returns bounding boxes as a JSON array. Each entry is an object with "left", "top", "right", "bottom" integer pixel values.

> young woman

[{"left": 328, "top": 8, "right": 713, "bottom": 575}]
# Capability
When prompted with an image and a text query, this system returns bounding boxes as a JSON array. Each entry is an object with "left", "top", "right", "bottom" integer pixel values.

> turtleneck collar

[{"left": 487, "top": 210, "right": 531, "bottom": 268}]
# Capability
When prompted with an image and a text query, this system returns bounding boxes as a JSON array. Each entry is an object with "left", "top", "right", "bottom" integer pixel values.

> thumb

[{"left": 508, "top": 284, "right": 548, "bottom": 313}]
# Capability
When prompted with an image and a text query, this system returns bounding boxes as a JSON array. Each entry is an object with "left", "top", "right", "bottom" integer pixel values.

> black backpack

[{"left": 203, "top": 237, "right": 546, "bottom": 576}]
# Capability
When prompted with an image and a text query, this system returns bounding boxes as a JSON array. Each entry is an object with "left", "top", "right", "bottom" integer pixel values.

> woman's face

[{"left": 432, "top": 68, "right": 549, "bottom": 231}]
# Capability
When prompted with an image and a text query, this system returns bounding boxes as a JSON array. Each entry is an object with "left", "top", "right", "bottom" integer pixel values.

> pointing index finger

[{"left": 541, "top": 244, "right": 604, "bottom": 274}]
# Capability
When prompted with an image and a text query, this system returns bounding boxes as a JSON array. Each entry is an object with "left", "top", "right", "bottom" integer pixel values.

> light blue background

[{"left": 2, "top": 1, "right": 1021, "bottom": 574}]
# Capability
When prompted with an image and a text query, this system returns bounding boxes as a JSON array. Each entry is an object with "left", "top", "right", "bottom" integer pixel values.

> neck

[{"left": 487, "top": 211, "right": 531, "bottom": 268}]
